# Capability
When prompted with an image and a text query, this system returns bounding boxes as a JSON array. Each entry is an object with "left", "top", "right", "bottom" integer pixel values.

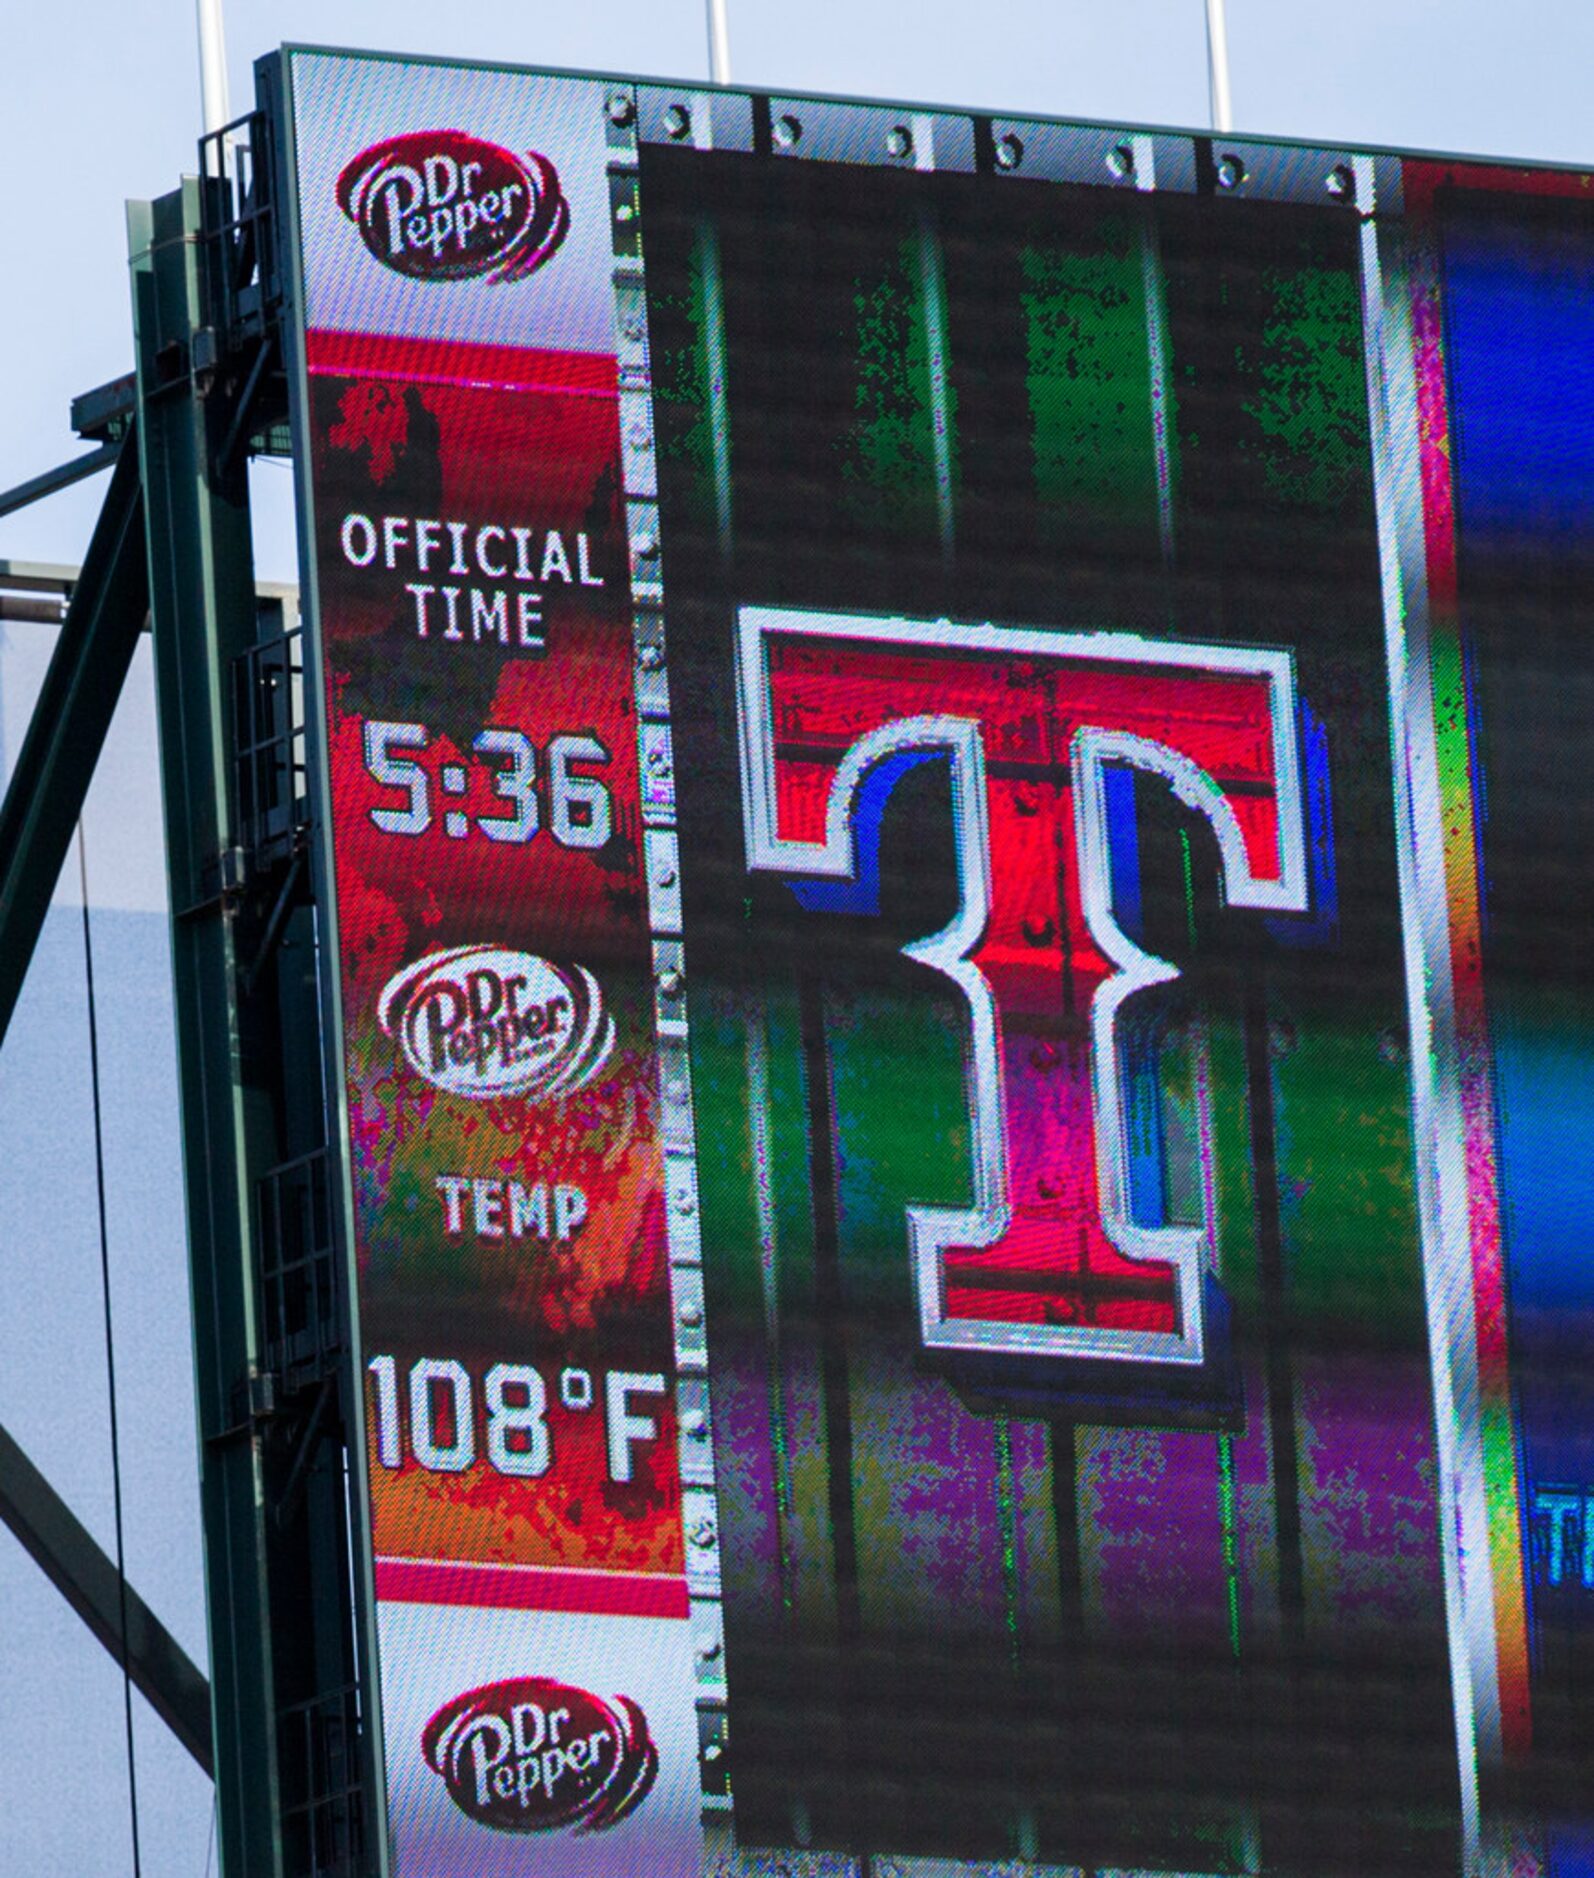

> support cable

[{"left": 79, "top": 828, "right": 143, "bottom": 1877}]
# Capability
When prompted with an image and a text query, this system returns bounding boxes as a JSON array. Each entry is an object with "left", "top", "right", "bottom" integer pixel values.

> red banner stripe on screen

[
  {"left": 1403, "top": 158, "right": 1594, "bottom": 212},
  {"left": 306, "top": 328, "right": 618, "bottom": 397},
  {"left": 376, "top": 1557, "right": 690, "bottom": 1619}
]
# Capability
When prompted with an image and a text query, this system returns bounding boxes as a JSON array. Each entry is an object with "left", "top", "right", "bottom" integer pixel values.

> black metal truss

[{"left": 0, "top": 1419, "right": 212, "bottom": 1772}]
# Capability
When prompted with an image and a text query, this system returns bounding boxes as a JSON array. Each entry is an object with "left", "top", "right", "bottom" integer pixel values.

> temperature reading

[
  {"left": 362, "top": 720, "right": 613, "bottom": 850},
  {"left": 367, "top": 1355, "right": 667, "bottom": 1484}
]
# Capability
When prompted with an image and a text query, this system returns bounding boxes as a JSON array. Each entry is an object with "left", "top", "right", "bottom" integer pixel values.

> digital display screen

[{"left": 279, "top": 49, "right": 1594, "bottom": 1875}]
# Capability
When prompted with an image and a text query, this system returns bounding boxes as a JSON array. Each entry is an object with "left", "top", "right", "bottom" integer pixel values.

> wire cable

[{"left": 79, "top": 826, "right": 143, "bottom": 1878}]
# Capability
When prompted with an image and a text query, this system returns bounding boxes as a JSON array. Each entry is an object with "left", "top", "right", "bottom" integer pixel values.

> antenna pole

[
  {"left": 196, "top": 0, "right": 231, "bottom": 135},
  {"left": 706, "top": 0, "right": 732, "bottom": 85},
  {"left": 1205, "top": 0, "right": 1234, "bottom": 132}
]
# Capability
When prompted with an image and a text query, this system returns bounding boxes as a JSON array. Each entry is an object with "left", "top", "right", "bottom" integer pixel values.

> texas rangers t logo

[{"left": 736, "top": 606, "right": 1308, "bottom": 1379}]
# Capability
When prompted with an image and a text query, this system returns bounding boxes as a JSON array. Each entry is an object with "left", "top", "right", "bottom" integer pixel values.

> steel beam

[
  {"left": 71, "top": 371, "right": 138, "bottom": 445},
  {"left": 131, "top": 178, "right": 285, "bottom": 1878},
  {"left": 0, "top": 441, "right": 120, "bottom": 521},
  {"left": 0, "top": 433, "right": 147, "bottom": 1059},
  {"left": 0, "top": 559, "right": 80, "bottom": 592},
  {"left": 135, "top": 148, "right": 382, "bottom": 1873},
  {"left": 0, "top": 1419, "right": 212, "bottom": 1772}
]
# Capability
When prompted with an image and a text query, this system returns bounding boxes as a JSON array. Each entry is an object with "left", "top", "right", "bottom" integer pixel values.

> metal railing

[
  {"left": 199, "top": 110, "right": 282, "bottom": 350},
  {"left": 256, "top": 1147, "right": 340, "bottom": 1396},
  {"left": 277, "top": 1683, "right": 367, "bottom": 1876},
  {"left": 232, "top": 620, "right": 309, "bottom": 868}
]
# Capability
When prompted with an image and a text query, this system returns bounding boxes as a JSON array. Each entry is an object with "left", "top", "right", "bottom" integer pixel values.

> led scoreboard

[{"left": 271, "top": 45, "right": 1594, "bottom": 1878}]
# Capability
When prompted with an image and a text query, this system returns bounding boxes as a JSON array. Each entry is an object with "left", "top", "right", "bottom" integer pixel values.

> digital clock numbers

[{"left": 361, "top": 720, "right": 613, "bottom": 849}]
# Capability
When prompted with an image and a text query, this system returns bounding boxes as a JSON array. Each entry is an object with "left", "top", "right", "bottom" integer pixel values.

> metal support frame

[
  {"left": 132, "top": 174, "right": 283, "bottom": 1877},
  {"left": 0, "top": 442, "right": 119, "bottom": 522},
  {"left": 0, "top": 432, "right": 147, "bottom": 1057},
  {"left": 0, "top": 423, "right": 221, "bottom": 1795},
  {"left": 0, "top": 1420, "right": 212, "bottom": 1772},
  {"left": 131, "top": 161, "right": 375, "bottom": 1877}
]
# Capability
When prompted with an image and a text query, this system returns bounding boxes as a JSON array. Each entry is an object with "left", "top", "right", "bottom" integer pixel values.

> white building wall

[{"left": 0, "top": 616, "right": 214, "bottom": 1873}]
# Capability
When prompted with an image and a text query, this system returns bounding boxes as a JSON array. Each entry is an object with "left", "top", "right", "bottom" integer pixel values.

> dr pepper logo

[
  {"left": 423, "top": 1677, "right": 657, "bottom": 1834},
  {"left": 336, "top": 131, "right": 569, "bottom": 281},
  {"left": 378, "top": 945, "right": 615, "bottom": 1101}
]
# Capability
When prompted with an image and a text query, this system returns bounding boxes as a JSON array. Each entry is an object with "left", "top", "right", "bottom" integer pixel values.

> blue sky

[{"left": 4, "top": 0, "right": 1594, "bottom": 579}]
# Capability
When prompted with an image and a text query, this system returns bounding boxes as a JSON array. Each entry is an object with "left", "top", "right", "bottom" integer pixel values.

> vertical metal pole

[
  {"left": 196, "top": 0, "right": 231, "bottom": 134},
  {"left": 130, "top": 179, "right": 286, "bottom": 1878},
  {"left": 1205, "top": 0, "right": 1234, "bottom": 132},
  {"left": 706, "top": 0, "right": 732, "bottom": 85}
]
